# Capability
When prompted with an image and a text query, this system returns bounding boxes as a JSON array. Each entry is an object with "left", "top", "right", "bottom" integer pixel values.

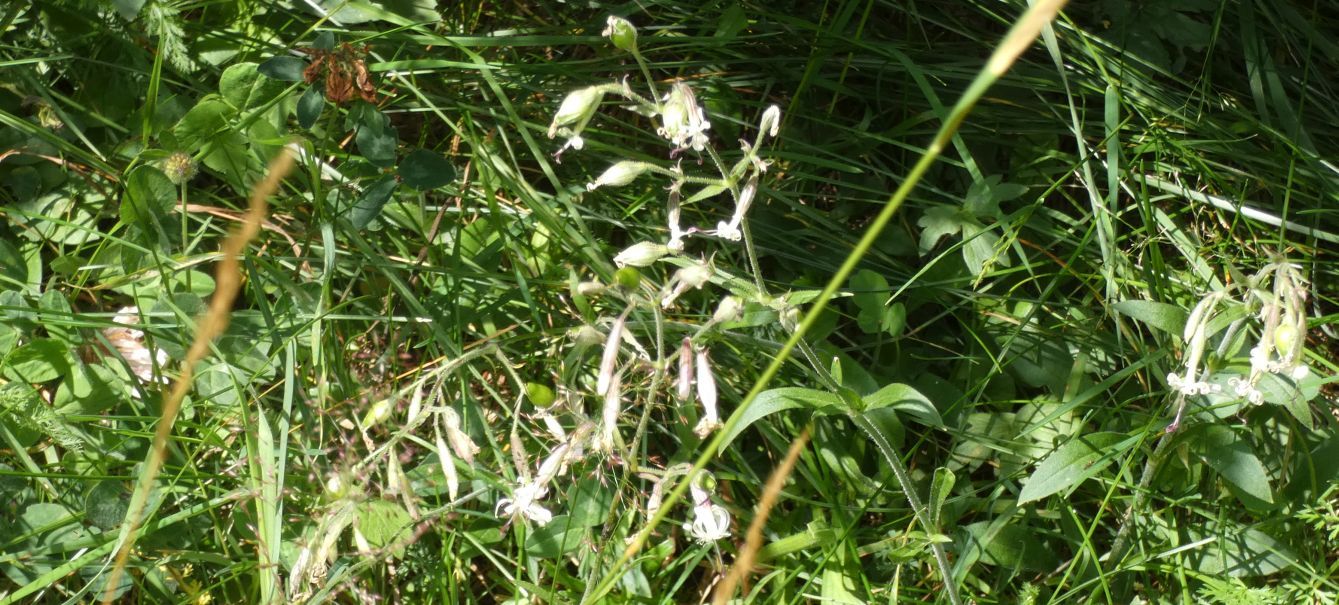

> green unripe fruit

[
  {"left": 614, "top": 266, "right": 642, "bottom": 290},
  {"left": 526, "top": 382, "right": 556, "bottom": 407},
  {"left": 1274, "top": 323, "right": 1299, "bottom": 354}
]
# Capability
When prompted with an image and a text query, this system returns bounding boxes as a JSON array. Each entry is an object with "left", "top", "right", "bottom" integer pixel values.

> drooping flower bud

[
  {"left": 661, "top": 260, "right": 714, "bottom": 309},
  {"left": 601, "top": 16, "right": 638, "bottom": 53},
  {"left": 549, "top": 86, "right": 605, "bottom": 138},
  {"left": 614, "top": 241, "right": 670, "bottom": 268},
  {"left": 442, "top": 407, "right": 479, "bottom": 465},
  {"left": 693, "top": 347, "right": 721, "bottom": 437},
  {"left": 677, "top": 337, "right": 694, "bottom": 401},
  {"left": 587, "top": 161, "right": 654, "bottom": 191},
  {"left": 759, "top": 105, "right": 782, "bottom": 138},
  {"left": 712, "top": 296, "right": 743, "bottom": 324},
  {"left": 597, "top": 310, "right": 628, "bottom": 396}
]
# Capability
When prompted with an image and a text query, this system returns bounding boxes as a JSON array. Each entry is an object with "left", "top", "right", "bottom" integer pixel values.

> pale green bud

[
  {"left": 548, "top": 86, "right": 605, "bottom": 139},
  {"left": 712, "top": 295, "right": 743, "bottom": 323},
  {"left": 614, "top": 241, "right": 670, "bottom": 268},
  {"left": 587, "top": 161, "right": 654, "bottom": 190},
  {"left": 602, "top": 16, "right": 637, "bottom": 52}
]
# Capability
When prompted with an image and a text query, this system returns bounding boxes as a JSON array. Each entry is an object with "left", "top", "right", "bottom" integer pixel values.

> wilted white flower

[
  {"left": 442, "top": 407, "right": 479, "bottom": 465},
  {"left": 104, "top": 306, "right": 170, "bottom": 386},
  {"left": 598, "top": 370, "right": 623, "bottom": 453},
  {"left": 1228, "top": 377, "right": 1264, "bottom": 405},
  {"left": 1166, "top": 372, "right": 1220, "bottom": 397},
  {"left": 667, "top": 182, "right": 686, "bottom": 252},
  {"left": 759, "top": 105, "right": 782, "bottom": 138},
  {"left": 602, "top": 15, "right": 637, "bottom": 52},
  {"left": 712, "top": 296, "right": 743, "bottom": 324},
  {"left": 614, "top": 241, "right": 670, "bottom": 268},
  {"left": 661, "top": 261, "right": 714, "bottom": 309},
  {"left": 434, "top": 432, "right": 460, "bottom": 500},
  {"left": 598, "top": 310, "right": 628, "bottom": 396},
  {"left": 659, "top": 81, "right": 711, "bottom": 153},
  {"left": 677, "top": 337, "right": 694, "bottom": 401},
  {"left": 693, "top": 347, "right": 721, "bottom": 437},
  {"left": 496, "top": 480, "right": 553, "bottom": 526}
]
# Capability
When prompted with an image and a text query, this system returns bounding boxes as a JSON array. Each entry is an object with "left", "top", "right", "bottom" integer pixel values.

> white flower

[
  {"left": 693, "top": 347, "right": 721, "bottom": 437},
  {"left": 759, "top": 105, "right": 782, "bottom": 138},
  {"left": 104, "top": 306, "right": 170, "bottom": 385},
  {"left": 598, "top": 370, "right": 623, "bottom": 453},
  {"left": 712, "top": 174, "right": 758, "bottom": 242},
  {"left": 661, "top": 261, "right": 714, "bottom": 309},
  {"left": 683, "top": 477, "right": 730, "bottom": 543},
  {"left": 658, "top": 81, "right": 711, "bottom": 153},
  {"left": 442, "top": 407, "right": 479, "bottom": 465},
  {"left": 1166, "top": 372, "right": 1220, "bottom": 397},
  {"left": 1228, "top": 377, "right": 1264, "bottom": 405},
  {"left": 496, "top": 480, "right": 553, "bottom": 526},
  {"left": 435, "top": 432, "right": 460, "bottom": 500}
]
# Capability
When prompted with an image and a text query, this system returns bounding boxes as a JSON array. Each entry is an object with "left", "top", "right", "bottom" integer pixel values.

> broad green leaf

[
  {"left": 565, "top": 476, "right": 613, "bottom": 528},
  {"left": 1112, "top": 300, "right": 1188, "bottom": 336},
  {"left": 961, "top": 220, "right": 1001, "bottom": 275},
  {"left": 353, "top": 105, "right": 397, "bottom": 167},
  {"left": 1190, "top": 424, "right": 1274, "bottom": 505},
  {"left": 174, "top": 97, "right": 234, "bottom": 150},
  {"left": 1186, "top": 522, "right": 1295, "bottom": 577},
  {"left": 3, "top": 338, "right": 70, "bottom": 383},
  {"left": 349, "top": 175, "right": 399, "bottom": 229},
  {"left": 917, "top": 206, "right": 963, "bottom": 252},
  {"left": 37, "top": 289, "right": 76, "bottom": 342},
  {"left": 1018, "top": 432, "right": 1131, "bottom": 504},
  {"left": 220, "top": 62, "right": 287, "bottom": 111},
  {"left": 862, "top": 382, "right": 942, "bottom": 428},
  {"left": 257, "top": 55, "right": 308, "bottom": 82},
  {"left": 112, "top": 0, "right": 146, "bottom": 20},
  {"left": 525, "top": 516, "right": 584, "bottom": 558},
  {"left": 963, "top": 521, "right": 1059, "bottom": 571},
  {"left": 398, "top": 149, "right": 456, "bottom": 190},
  {"left": 355, "top": 500, "right": 413, "bottom": 555},
  {"left": 122, "top": 166, "right": 175, "bottom": 239},
  {"left": 297, "top": 86, "right": 324, "bottom": 129},
  {"left": 85, "top": 480, "right": 131, "bottom": 530},
  {"left": 718, "top": 387, "right": 843, "bottom": 450}
]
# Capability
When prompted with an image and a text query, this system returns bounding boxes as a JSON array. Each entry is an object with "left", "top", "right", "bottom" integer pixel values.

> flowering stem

[
  {"left": 740, "top": 220, "right": 768, "bottom": 295},
  {"left": 585, "top": 1, "right": 1069, "bottom": 599}
]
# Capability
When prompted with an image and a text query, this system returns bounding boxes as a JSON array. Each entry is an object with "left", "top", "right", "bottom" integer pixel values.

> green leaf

[
  {"left": 354, "top": 105, "right": 397, "bottom": 167},
  {"left": 312, "top": 32, "right": 335, "bottom": 51},
  {"left": 849, "top": 269, "right": 889, "bottom": 334},
  {"left": 961, "top": 220, "right": 1001, "bottom": 275},
  {"left": 963, "top": 520, "right": 1058, "bottom": 571},
  {"left": 565, "top": 476, "right": 612, "bottom": 528},
  {"left": 917, "top": 206, "right": 964, "bottom": 252},
  {"left": 37, "top": 289, "right": 76, "bottom": 343},
  {"left": 862, "top": 383, "right": 942, "bottom": 428},
  {"left": 258, "top": 55, "right": 308, "bottom": 82},
  {"left": 929, "top": 467, "right": 955, "bottom": 529},
  {"left": 355, "top": 500, "right": 413, "bottom": 555},
  {"left": 349, "top": 176, "right": 399, "bottom": 229},
  {"left": 1112, "top": 299, "right": 1188, "bottom": 336},
  {"left": 85, "top": 480, "right": 131, "bottom": 530},
  {"left": 3, "top": 338, "right": 71, "bottom": 383},
  {"left": 718, "top": 387, "right": 843, "bottom": 450},
  {"left": 1190, "top": 424, "right": 1274, "bottom": 505},
  {"left": 122, "top": 166, "right": 176, "bottom": 239},
  {"left": 1018, "top": 432, "right": 1132, "bottom": 504},
  {"left": 112, "top": 0, "right": 146, "bottom": 20},
  {"left": 1185, "top": 522, "right": 1295, "bottom": 577},
  {"left": 398, "top": 149, "right": 456, "bottom": 190},
  {"left": 174, "top": 97, "right": 235, "bottom": 150},
  {"left": 297, "top": 86, "right": 324, "bottom": 129},
  {"left": 525, "top": 516, "right": 585, "bottom": 558},
  {"left": 220, "top": 62, "right": 288, "bottom": 112}
]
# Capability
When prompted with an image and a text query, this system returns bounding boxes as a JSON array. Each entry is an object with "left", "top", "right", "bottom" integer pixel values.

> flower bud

[
  {"left": 548, "top": 86, "right": 605, "bottom": 139},
  {"left": 587, "top": 161, "right": 654, "bottom": 191},
  {"left": 362, "top": 398, "right": 394, "bottom": 428},
  {"left": 677, "top": 337, "right": 694, "bottom": 401},
  {"left": 602, "top": 16, "right": 638, "bottom": 52},
  {"left": 614, "top": 241, "right": 670, "bottom": 268},
  {"left": 759, "top": 105, "right": 782, "bottom": 138},
  {"left": 712, "top": 296, "right": 743, "bottom": 324},
  {"left": 570, "top": 324, "right": 604, "bottom": 347},
  {"left": 161, "top": 151, "right": 198, "bottom": 185},
  {"left": 597, "top": 310, "right": 627, "bottom": 396},
  {"left": 576, "top": 281, "right": 605, "bottom": 297},
  {"left": 693, "top": 347, "right": 721, "bottom": 437}
]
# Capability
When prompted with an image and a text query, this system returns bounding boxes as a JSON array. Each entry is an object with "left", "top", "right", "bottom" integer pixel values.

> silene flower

[
  {"left": 693, "top": 347, "right": 721, "bottom": 437},
  {"left": 683, "top": 474, "right": 730, "bottom": 544},
  {"left": 659, "top": 81, "right": 711, "bottom": 153},
  {"left": 495, "top": 479, "right": 553, "bottom": 526},
  {"left": 661, "top": 261, "right": 713, "bottom": 309},
  {"left": 548, "top": 86, "right": 606, "bottom": 156},
  {"left": 712, "top": 174, "right": 758, "bottom": 242}
]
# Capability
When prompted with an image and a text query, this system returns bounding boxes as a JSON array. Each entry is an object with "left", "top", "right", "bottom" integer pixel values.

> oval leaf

[
  {"left": 349, "top": 176, "right": 399, "bottom": 229},
  {"left": 1112, "top": 300, "right": 1188, "bottom": 336},
  {"left": 297, "top": 86, "right": 324, "bottom": 130},
  {"left": 258, "top": 55, "right": 308, "bottom": 82},
  {"left": 862, "top": 383, "right": 942, "bottom": 428},
  {"left": 398, "top": 149, "right": 456, "bottom": 190},
  {"left": 1190, "top": 424, "right": 1274, "bottom": 505},
  {"left": 1018, "top": 432, "right": 1132, "bottom": 504}
]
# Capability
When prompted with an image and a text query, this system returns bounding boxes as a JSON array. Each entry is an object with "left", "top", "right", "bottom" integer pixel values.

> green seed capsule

[
  {"left": 614, "top": 266, "right": 642, "bottom": 290},
  {"left": 526, "top": 382, "right": 556, "bottom": 407}
]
